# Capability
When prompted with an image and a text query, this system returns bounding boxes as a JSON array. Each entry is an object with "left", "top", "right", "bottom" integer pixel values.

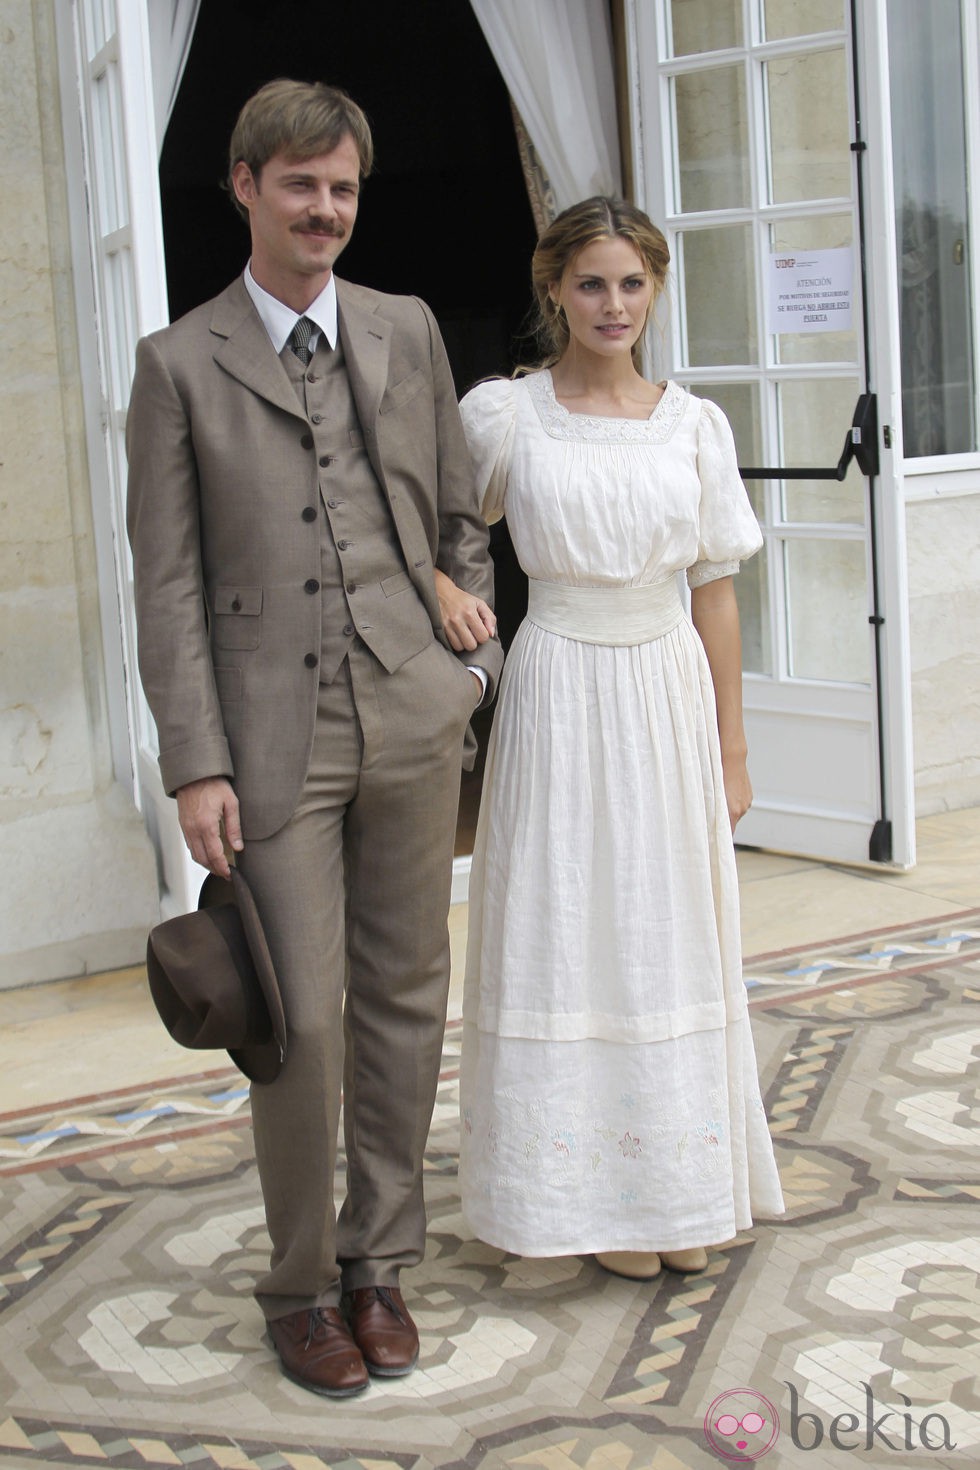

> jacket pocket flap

[
  {"left": 381, "top": 571, "right": 412, "bottom": 597},
  {"left": 214, "top": 586, "right": 263, "bottom": 616},
  {"left": 380, "top": 368, "right": 425, "bottom": 415}
]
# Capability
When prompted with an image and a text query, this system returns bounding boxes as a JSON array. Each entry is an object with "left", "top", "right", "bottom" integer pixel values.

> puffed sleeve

[
  {"left": 688, "top": 396, "right": 764, "bottom": 589},
  {"left": 458, "top": 377, "right": 516, "bottom": 525}
]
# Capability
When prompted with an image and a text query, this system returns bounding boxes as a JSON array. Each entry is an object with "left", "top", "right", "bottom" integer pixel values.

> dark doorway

[
  {"left": 159, "top": 0, "right": 536, "bottom": 852},
  {"left": 160, "top": 0, "right": 537, "bottom": 388}
]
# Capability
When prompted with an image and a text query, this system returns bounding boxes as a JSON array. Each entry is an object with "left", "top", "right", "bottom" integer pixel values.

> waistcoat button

[
  {"left": 302, "top": 506, "right": 317, "bottom": 522},
  {"left": 304, "top": 653, "right": 318, "bottom": 668},
  {"left": 300, "top": 433, "right": 313, "bottom": 450},
  {"left": 304, "top": 578, "right": 320, "bottom": 594},
  {"left": 343, "top": 623, "right": 355, "bottom": 637},
  {"left": 346, "top": 582, "right": 357, "bottom": 594},
  {"left": 319, "top": 455, "right": 333, "bottom": 467}
]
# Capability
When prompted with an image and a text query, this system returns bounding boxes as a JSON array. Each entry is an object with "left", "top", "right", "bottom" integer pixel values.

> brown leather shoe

[
  {"left": 345, "top": 1285, "right": 419, "bottom": 1377},
  {"left": 267, "top": 1307, "right": 369, "bottom": 1397}
]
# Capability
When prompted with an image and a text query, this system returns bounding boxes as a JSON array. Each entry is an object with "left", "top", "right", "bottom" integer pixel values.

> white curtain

[
  {"left": 147, "top": 0, "right": 201, "bottom": 154},
  {"left": 469, "top": 0, "right": 622, "bottom": 216}
]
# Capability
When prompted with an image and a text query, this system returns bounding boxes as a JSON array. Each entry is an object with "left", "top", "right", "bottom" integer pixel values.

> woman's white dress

[{"left": 458, "top": 370, "right": 784, "bottom": 1257}]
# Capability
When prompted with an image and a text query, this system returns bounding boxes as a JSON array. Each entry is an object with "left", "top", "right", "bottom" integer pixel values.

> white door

[
  {"left": 624, "top": 0, "right": 914, "bottom": 866},
  {"left": 60, "top": 0, "right": 204, "bottom": 916}
]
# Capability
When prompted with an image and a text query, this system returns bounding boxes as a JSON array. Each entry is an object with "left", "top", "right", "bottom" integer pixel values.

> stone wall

[
  {"left": 906, "top": 492, "right": 980, "bottom": 815},
  {"left": 0, "top": 0, "right": 158, "bottom": 987}
]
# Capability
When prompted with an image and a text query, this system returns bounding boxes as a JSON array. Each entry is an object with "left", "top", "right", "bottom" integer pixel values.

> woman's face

[{"left": 551, "top": 236, "right": 654, "bottom": 360}]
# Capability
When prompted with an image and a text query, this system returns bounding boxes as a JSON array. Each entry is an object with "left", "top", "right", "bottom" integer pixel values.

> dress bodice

[{"left": 459, "top": 371, "right": 762, "bottom": 590}]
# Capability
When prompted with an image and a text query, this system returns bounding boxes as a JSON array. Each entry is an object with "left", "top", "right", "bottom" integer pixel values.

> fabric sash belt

[{"left": 526, "top": 576, "right": 684, "bottom": 646}]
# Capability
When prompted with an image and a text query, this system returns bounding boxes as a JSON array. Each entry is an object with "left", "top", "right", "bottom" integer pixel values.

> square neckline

[
  {"left": 526, "top": 372, "right": 688, "bottom": 446},
  {"left": 543, "top": 368, "right": 671, "bottom": 425}
]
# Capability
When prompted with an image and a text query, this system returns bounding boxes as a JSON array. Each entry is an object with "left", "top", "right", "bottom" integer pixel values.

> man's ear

[{"left": 231, "top": 161, "right": 258, "bottom": 211}]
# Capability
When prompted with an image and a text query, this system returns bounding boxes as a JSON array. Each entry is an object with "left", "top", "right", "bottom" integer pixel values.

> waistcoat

[{"left": 282, "top": 331, "right": 434, "bottom": 684}]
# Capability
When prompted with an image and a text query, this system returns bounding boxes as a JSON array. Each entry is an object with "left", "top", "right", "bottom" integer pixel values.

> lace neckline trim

[{"left": 525, "top": 371, "right": 688, "bottom": 445}]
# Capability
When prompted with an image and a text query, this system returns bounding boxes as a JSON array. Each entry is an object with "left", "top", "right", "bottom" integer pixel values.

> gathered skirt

[{"left": 459, "top": 611, "right": 784, "bottom": 1256}]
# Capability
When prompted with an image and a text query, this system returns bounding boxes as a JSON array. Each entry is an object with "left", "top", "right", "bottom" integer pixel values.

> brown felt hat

[{"left": 146, "top": 866, "right": 286, "bottom": 1083}]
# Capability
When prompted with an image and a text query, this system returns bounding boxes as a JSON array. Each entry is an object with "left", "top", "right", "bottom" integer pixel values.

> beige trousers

[{"left": 240, "top": 638, "right": 477, "bottom": 1320}]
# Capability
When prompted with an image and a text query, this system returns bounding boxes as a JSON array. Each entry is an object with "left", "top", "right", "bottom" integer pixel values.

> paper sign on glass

[{"left": 767, "top": 247, "right": 853, "bottom": 334}]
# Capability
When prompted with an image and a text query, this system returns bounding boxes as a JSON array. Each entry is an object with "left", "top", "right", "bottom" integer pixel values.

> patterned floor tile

[{"left": 1, "top": 912, "right": 978, "bottom": 1469}]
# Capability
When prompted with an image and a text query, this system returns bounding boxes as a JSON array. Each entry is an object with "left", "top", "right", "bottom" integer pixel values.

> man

[{"left": 126, "top": 78, "right": 501, "bottom": 1399}]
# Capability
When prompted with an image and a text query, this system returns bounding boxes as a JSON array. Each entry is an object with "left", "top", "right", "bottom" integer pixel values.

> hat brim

[
  {"left": 146, "top": 870, "right": 286, "bottom": 1084},
  {"left": 229, "top": 868, "right": 287, "bottom": 1082}
]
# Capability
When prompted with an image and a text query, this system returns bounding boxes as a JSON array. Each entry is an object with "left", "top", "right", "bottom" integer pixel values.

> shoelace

[
  {"left": 361, "top": 1285, "right": 406, "bottom": 1322},
  {"left": 305, "top": 1307, "right": 342, "bottom": 1347}
]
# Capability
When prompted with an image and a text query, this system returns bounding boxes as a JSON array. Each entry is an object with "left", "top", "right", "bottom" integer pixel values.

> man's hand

[
  {"left": 433, "top": 567, "right": 497, "bottom": 652},
  {"left": 176, "top": 776, "right": 243, "bottom": 878}
]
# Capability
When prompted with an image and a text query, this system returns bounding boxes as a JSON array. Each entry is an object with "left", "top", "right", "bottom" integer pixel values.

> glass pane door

[
  {"left": 888, "top": 0, "right": 976, "bottom": 458},
  {"left": 635, "top": 0, "right": 886, "bottom": 863},
  {"left": 67, "top": 0, "right": 204, "bottom": 916}
]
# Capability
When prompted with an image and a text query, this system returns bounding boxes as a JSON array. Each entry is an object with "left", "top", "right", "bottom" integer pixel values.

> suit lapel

[
  {"left": 337, "top": 281, "right": 392, "bottom": 490},
  {"left": 210, "top": 279, "right": 307, "bottom": 424}
]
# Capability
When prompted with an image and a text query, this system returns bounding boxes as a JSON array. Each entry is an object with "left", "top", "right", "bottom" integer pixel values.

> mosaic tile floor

[{"left": 1, "top": 909, "right": 979, "bottom": 1470}]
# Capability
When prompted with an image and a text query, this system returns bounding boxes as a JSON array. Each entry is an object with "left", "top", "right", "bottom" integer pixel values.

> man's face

[{"left": 232, "top": 136, "right": 361, "bottom": 302}]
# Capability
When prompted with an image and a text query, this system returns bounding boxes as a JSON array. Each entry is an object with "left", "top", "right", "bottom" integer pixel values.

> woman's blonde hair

[{"left": 529, "top": 196, "right": 670, "bottom": 364}]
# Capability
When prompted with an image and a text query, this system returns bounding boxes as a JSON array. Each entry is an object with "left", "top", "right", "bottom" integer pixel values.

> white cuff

[
  {"left": 687, "top": 558, "right": 740, "bottom": 589},
  {"left": 465, "top": 664, "right": 489, "bottom": 698}
]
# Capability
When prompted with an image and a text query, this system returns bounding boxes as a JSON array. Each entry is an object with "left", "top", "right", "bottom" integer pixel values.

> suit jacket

[{"left": 126, "top": 275, "right": 502, "bottom": 840}]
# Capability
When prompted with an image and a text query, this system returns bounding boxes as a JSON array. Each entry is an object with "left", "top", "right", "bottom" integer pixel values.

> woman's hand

[
  {"left": 690, "top": 577, "right": 753, "bottom": 835},
  {"left": 721, "top": 751, "right": 753, "bottom": 834},
  {"left": 433, "top": 567, "right": 497, "bottom": 652}
]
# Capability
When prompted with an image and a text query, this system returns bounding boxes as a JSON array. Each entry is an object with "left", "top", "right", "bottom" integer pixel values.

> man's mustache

[{"left": 293, "top": 220, "right": 346, "bottom": 238}]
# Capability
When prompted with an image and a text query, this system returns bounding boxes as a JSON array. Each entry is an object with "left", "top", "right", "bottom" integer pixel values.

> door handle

[{"left": 739, "top": 393, "right": 879, "bottom": 481}]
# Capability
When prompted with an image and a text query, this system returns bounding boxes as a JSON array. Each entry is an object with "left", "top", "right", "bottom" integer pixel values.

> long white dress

[{"left": 458, "top": 370, "right": 785, "bottom": 1258}]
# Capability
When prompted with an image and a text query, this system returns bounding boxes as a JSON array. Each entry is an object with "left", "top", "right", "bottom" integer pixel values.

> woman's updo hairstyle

[{"left": 530, "top": 196, "right": 670, "bottom": 364}]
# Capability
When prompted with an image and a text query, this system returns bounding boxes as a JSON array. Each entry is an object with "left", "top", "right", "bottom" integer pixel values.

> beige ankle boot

[{"left": 595, "top": 1250, "right": 662, "bottom": 1280}]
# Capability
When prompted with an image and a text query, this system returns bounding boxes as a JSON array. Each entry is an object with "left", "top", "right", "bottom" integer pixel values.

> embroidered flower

[
  {"left": 552, "top": 1128, "right": 576, "bottom": 1156},
  {"left": 620, "top": 1189, "right": 638, "bottom": 1205},
  {"left": 487, "top": 1124, "right": 499, "bottom": 1156},
  {"left": 698, "top": 1120, "right": 722, "bottom": 1148},
  {"left": 618, "top": 1131, "right": 642, "bottom": 1159},
  {"left": 590, "top": 1151, "right": 602, "bottom": 1172}
]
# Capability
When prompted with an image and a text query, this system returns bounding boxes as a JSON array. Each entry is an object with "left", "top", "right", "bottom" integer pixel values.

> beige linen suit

[{"left": 127, "top": 275, "right": 502, "bottom": 1318}]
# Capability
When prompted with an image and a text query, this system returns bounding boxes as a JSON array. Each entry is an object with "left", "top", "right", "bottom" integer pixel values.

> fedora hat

[{"left": 146, "top": 866, "right": 286, "bottom": 1083}]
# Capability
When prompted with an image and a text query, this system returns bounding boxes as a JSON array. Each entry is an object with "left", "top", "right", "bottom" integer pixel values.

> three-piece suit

[{"left": 127, "top": 273, "right": 502, "bottom": 1318}]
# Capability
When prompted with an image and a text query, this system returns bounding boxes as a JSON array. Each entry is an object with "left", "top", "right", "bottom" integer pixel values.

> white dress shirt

[{"left": 244, "top": 262, "right": 338, "bottom": 353}]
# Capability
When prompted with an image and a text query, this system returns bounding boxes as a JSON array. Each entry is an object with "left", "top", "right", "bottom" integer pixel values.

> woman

[{"left": 438, "top": 197, "right": 783, "bottom": 1280}]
